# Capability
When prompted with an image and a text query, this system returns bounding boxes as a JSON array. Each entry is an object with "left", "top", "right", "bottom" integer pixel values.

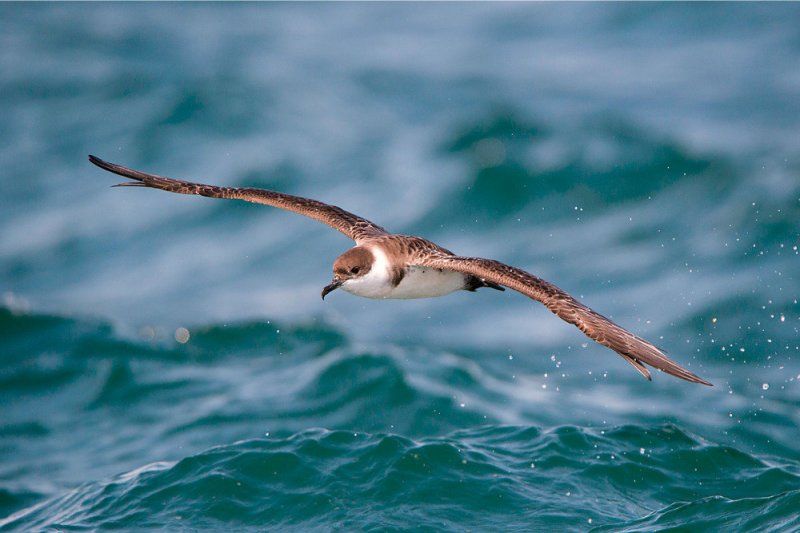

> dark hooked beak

[{"left": 321, "top": 278, "right": 343, "bottom": 300}]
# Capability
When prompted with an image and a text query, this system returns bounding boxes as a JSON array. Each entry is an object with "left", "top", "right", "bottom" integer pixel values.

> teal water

[{"left": 2, "top": 4, "right": 799, "bottom": 531}]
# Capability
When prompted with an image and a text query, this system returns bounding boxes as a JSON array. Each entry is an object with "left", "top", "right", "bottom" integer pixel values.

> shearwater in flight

[{"left": 89, "top": 155, "right": 712, "bottom": 386}]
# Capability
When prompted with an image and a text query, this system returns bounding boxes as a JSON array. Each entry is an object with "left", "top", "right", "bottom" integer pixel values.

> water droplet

[
  {"left": 174, "top": 327, "right": 190, "bottom": 344},
  {"left": 762, "top": 383, "right": 769, "bottom": 390}
]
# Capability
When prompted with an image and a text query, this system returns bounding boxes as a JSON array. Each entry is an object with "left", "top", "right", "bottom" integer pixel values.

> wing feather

[
  {"left": 419, "top": 255, "right": 712, "bottom": 386},
  {"left": 88, "top": 155, "right": 388, "bottom": 242}
]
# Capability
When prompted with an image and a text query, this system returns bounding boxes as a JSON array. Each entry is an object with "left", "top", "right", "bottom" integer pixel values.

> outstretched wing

[
  {"left": 418, "top": 254, "right": 712, "bottom": 386},
  {"left": 88, "top": 155, "right": 389, "bottom": 243}
]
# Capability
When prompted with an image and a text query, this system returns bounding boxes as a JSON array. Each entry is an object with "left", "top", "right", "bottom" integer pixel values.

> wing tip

[
  {"left": 89, "top": 154, "right": 150, "bottom": 185},
  {"left": 88, "top": 154, "right": 111, "bottom": 170},
  {"left": 690, "top": 374, "right": 714, "bottom": 387},
  {"left": 655, "top": 366, "right": 713, "bottom": 386},
  {"left": 89, "top": 154, "right": 120, "bottom": 174},
  {"left": 626, "top": 349, "right": 713, "bottom": 386},
  {"left": 623, "top": 335, "right": 713, "bottom": 386}
]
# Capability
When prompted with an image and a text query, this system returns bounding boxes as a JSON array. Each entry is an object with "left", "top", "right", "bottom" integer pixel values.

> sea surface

[{"left": 2, "top": 4, "right": 799, "bottom": 531}]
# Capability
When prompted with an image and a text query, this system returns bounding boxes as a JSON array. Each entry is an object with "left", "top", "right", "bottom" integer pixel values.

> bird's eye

[{"left": 350, "top": 266, "right": 360, "bottom": 274}]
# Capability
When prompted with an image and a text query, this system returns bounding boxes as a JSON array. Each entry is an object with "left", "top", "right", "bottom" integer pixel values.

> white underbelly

[
  {"left": 338, "top": 245, "right": 466, "bottom": 300},
  {"left": 386, "top": 266, "right": 466, "bottom": 299}
]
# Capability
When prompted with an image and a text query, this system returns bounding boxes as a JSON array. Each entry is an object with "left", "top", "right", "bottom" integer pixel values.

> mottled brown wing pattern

[
  {"left": 88, "top": 156, "right": 388, "bottom": 242},
  {"left": 363, "top": 234, "right": 457, "bottom": 258},
  {"left": 419, "top": 255, "right": 712, "bottom": 386}
]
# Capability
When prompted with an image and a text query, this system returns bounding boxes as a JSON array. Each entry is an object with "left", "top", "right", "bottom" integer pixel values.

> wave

[
  {"left": 423, "top": 111, "right": 732, "bottom": 226},
  {"left": 3, "top": 306, "right": 798, "bottom": 530},
  {"left": 3, "top": 424, "right": 798, "bottom": 531}
]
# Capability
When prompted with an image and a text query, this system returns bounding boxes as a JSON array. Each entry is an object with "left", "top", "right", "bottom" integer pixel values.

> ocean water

[{"left": 2, "top": 3, "right": 799, "bottom": 531}]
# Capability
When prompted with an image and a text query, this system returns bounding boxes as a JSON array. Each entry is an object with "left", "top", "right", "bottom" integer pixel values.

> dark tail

[{"left": 465, "top": 276, "right": 505, "bottom": 292}]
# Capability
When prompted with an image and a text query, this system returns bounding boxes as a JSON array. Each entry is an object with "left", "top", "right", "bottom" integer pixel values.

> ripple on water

[{"left": 3, "top": 424, "right": 799, "bottom": 531}]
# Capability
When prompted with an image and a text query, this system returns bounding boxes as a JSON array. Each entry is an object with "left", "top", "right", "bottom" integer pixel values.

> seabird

[{"left": 89, "top": 155, "right": 712, "bottom": 386}]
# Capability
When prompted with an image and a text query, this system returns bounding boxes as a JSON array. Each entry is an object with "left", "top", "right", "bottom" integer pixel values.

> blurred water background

[{"left": 1, "top": 3, "right": 799, "bottom": 531}]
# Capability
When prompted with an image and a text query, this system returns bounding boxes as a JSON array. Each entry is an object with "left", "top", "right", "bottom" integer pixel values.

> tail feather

[{"left": 464, "top": 275, "right": 505, "bottom": 292}]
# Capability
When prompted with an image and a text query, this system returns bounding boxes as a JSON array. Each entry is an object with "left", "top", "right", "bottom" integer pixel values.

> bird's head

[{"left": 321, "top": 246, "right": 374, "bottom": 299}]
